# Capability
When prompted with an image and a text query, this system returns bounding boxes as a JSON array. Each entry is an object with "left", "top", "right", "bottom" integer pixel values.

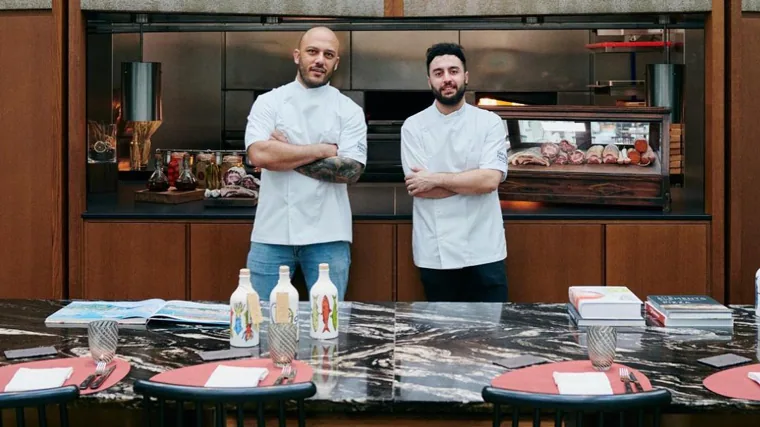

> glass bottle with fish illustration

[
  {"left": 269, "top": 265, "right": 300, "bottom": 341},
  {"left": 229, "top": 268, "right": 260, "bottom": 348},
  {"left": 309, "top": 263, "right": 339, "bottom": 340}
]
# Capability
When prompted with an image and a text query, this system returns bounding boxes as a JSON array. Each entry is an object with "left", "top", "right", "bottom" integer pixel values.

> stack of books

[
  {"left": 644, "top": 295, "right": 733, "bottom": 328},
  {"left": 567, "top": 286, "right": 646, "bottom": 327}
]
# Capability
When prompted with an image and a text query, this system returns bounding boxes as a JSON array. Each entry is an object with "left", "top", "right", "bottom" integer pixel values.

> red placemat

[
  {"left": 150, "top": 358, "right": 313, "bottom": 387},
  {"left": 703, "top": 363, "right": 760, "bottom": 401},
  {"left": 0, "top": 357, "right": 131, "bottom": 395},
  {"left": 491, "top": 360, "right": 652, "bottom": 395}
]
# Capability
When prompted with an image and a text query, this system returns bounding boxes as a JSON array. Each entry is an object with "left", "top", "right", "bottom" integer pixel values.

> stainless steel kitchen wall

[
  {"left": 225, "top": 31, "right": 351, "bottom": 90},
  {"left": 682, "top": 29, "right": 705, "bottom": 209},
  {"left": 460, "top": 30, "right": 590, "bottom": 92},
  {"left": 142, "top": 32, "right": 223, "bottom": 151},
  {"left": 87, "top": 33, "right": 114, "bottom": 123},
  {"left": 351, "top": 31, "right": 458, "bottom": 90}
]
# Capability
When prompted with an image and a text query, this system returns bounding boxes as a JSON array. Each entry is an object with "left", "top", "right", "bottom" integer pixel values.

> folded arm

[
  {"left": 435, "top": 169, "right": 503, "bottom": 194},
  {"left": 406, "top": 168, "right": 503, "bottom": 197},
  {"left": 246, "top": 139, "right": 337, "bottom": 172},
  {"left": 414, "top": 187, "right": 457, "bottom": 199},
  {"left": 295, "top": 157, "right": 365, "bottom": 184}
]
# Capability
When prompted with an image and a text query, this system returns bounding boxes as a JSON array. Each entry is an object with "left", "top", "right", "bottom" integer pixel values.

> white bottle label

[
  {"left": 310, "top": 293, "right": 338, "bottom": 339},
  {"left": 230, "top": 298, "right": 259, "bottom": 347}
]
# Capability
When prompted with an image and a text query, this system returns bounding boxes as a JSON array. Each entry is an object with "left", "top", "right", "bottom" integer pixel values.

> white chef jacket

[
  {"left": 400, "top": 103, "right": 508, "bottom": 269},
  {"left": 244, "top": 80, "right": 367, "bottom": 245}
]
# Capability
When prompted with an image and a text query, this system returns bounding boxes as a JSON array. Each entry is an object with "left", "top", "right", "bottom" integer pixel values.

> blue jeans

[{"left": 246, "top": 241, "right": 351, "bottom": 301}]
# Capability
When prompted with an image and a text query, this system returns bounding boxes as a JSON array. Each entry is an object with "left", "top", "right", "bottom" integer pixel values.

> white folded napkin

[
  {"left": 204, "top": 365, "right": 269, "bottom": 388},
  {"left": 748, "top": 372, "right": 760, "bottom": 386},
  {"left": 4, "top": 367, "right": 73, "bottom": 392},
  {"left": 552, "top": 372, "right": 613, "bottom": 395}
]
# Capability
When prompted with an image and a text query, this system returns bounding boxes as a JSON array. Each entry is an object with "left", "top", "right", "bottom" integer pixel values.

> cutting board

[{"left": 135, "top": 188, "right": 205, "bottom": 204}]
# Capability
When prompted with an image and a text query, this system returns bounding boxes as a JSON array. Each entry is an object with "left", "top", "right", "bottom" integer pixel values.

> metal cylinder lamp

[
  {"left": 121, "top": 14, "right": 162, "bottom": 170},
  {"left": 121, "top": 61, "right": 162, "bottom": 123}
]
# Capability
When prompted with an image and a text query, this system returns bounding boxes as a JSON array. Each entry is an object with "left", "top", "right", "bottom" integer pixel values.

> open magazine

[{"left": 44, "top": 299, "right": 230, "bottom": 327}]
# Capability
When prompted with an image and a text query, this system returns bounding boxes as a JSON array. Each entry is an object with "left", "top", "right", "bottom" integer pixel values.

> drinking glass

[
  {"left": 269, "top": 323, "right": 297, "bottom": 368},
  {"left": 587, "top": 326, "right": 617, "bottom": 371},
  {"left": 88, "top": 320, "right": 119, "bottom": 364},
  {"left": 87, "top": 121, "right": 117, "bottom": 163}
]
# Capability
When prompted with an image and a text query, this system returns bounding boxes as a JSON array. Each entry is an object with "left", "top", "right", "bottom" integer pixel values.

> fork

[
  {"left": 619, "top": 367, "right": 633, "bottom": 394},
  {"left": 274, "top": 365, "right": 292, "bottom": 385},
  {"left": 283, "top": 368, "right": 297, "bottom": 385}
]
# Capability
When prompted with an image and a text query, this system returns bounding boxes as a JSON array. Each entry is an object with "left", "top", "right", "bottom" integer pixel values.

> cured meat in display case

[{"left": 480, "top": 105, "right": 672, "bottom": 211}]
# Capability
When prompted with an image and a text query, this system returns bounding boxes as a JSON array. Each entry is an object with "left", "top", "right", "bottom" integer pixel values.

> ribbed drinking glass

[
  {"left": 587, "top": 326, "right": 617, "bottom": 371},
  {"left": 87, "top": 320, "right": 119, "bottom": 364},
  {"left": 269, "top": 323, "right": 297, "bottom": 368}
]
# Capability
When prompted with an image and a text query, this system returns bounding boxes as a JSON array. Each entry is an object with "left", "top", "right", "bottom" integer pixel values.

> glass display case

[{"left": 480, "top": 105, "right": 672, "bottom": 211}]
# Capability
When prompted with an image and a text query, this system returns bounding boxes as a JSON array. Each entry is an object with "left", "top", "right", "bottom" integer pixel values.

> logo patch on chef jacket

[{"left": 497, "top": 151, "right": 507, "bottom": 165}]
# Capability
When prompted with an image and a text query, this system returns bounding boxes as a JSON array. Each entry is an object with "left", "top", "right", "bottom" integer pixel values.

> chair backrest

[
  {"left": 482, "top": 386, "right": 672, "bottom": 427},
  {"left": 0, "top": 385, "right": 79, "bottom": 427},
  {"left": 133, "top": 379, "right": 317, "bottom": 427}
]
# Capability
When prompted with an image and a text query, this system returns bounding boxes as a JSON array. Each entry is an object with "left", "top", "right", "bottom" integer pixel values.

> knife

[
  {"left": 628, "top": 372, "right": 643, "bottom": 393},
  {"left": 79, "top": 373, "right": 97, "bottom": 390},
  {"left": 89, "top": 365, "right": 116, "bottom": 390}
]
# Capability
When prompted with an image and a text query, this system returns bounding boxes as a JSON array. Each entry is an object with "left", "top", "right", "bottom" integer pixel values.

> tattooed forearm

[{"left": 295, "top": 157, "right": 365, "bottom": 184}]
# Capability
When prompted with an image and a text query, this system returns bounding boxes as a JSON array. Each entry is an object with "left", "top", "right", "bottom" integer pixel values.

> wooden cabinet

[
  {"left": 188, "top": 222, "right": 393, "bottom": 302},
  {"left": 189, "top": 223, "right": 252, "bottom": 301},
  {"left": 396, "top": 222, "right": 605, "bottom": 303},
  {"left": 83, "top": 222, "right": 187, "bottom": 300},
  {"left": 396, "top": 224, "right": 425, "bottom": 301},
  {"left": 505, "top": 223, "right": 605, "bottom": 303},
  {"left": 346, "top": 223, "right": 395, "bottom": 301},
  {"left": 605, "top": 224, "right": 709, "bottom": 298},
  {"left": 78, "top": 220, "right": 710, "bottom": 304}
]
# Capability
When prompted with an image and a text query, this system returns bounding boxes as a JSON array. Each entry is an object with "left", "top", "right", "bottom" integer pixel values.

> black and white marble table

[{"left": 1, "top": 300, "right": 759, "bottom": 416}]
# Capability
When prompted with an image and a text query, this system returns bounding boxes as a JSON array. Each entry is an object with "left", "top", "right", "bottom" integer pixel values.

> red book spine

[{"left": 645, "top": 302, "right": 667, "bottom": 325}]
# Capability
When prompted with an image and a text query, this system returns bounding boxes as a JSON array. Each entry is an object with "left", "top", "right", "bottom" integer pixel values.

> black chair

[
  {"left": 133, "top": 379, "right": 317, "bottom": 427},
  {"left": 0, "top": 385, "right": 80, "bottom": 427},
  {"left": 482, "top": 387, "right": 672, "bottom": 427}
]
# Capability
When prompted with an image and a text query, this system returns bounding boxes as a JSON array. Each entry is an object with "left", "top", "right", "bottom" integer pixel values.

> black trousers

[{"left": 419, "top": 259, "right": 508, "bottom": 302}]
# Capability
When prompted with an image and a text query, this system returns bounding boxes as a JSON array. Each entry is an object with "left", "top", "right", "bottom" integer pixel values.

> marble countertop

[
  {"left": 745, "top": 0, "right": 760, "bottom": 12},
  {"left": 0, "top": 0, "right": 51, "bottom": 9},
  {"left": 0, "top": 300, "right": 758, "bottom": 413},
  {"left": 403, "top": 0, "right": 713, "bottom": 16},
  {"left": 76, "top": 0, "right": 711, "bottom": 15},
  {"left": 80, "top": 0, "right": 385, "bottom": 16}
]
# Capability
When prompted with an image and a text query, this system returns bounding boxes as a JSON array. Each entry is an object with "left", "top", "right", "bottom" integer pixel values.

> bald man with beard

[{"left": 244, "top": 26, "right": 367, "bottom": 301}]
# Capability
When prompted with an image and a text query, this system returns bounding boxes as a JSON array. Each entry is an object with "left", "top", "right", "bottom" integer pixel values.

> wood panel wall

[
  {"left": 728, "top": 0, "right": 760, "bottom": 304},
  {"left": 0, "top": 7, "right": 65, "bottom": 298},
  {"left": 68, "top": 0, "right": 86, "bottom": 299},
  {"left": 706, "top": 0, "right": 727, "bottom": 303}
]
